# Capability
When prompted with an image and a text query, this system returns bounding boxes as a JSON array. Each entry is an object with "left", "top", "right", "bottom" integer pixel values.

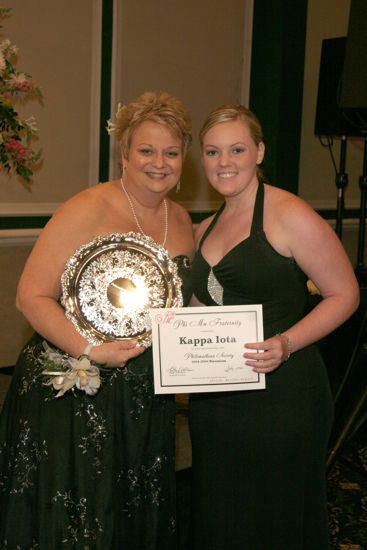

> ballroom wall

[
  {"left": 108, "top": 0, "right": 253, "bottom": 210},
  {"left": 0, "top": 0, "right": 365, "bottom": 367},
  {"left": 299, "top": 0, "right": 365, "bottom": 269},
  {"left": 0, "top": 0, "right": 100, "bottom": 366},
  {"left": 0, "top": 0, "right": 100, "bottom": 205}
]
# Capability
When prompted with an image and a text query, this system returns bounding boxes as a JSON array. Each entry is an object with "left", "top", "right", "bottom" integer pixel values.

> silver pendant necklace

[{"left": 120, "top": 178, "right": 168, "bottom": 247}]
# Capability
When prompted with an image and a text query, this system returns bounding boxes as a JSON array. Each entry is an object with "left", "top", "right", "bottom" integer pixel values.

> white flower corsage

[{"left": 40, "top": 342, "right": 101, "bottom": 398}]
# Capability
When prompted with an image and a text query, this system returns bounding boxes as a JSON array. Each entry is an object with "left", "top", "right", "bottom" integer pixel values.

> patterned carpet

[{"left": 327, "top": 420, "right": 367, "bottom": 550}]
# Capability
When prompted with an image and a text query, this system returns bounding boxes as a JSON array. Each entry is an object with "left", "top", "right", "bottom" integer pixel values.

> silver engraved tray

[{"left": 61, "top": 232, "right": 183, "bottom": 347}]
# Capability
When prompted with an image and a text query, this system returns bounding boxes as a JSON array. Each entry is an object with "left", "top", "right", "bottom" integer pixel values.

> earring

[{"left": 176, "top": 180, "right": 181, "bottom": 193}]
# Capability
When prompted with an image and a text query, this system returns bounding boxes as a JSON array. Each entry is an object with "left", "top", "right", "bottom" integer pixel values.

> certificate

[{"left": 151, "top": 304, "right": 265, "bottom": 394}]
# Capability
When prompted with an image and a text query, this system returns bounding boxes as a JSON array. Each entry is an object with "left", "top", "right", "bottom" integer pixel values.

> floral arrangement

[{"left": 0, "top": 7, "right": 42, "bottom": 184}]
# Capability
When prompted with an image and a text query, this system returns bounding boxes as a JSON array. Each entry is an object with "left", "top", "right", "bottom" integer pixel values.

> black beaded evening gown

[
  {"left": 189, "top": 183, "right": 333, "bottom": 550},
  {"left": 0, "top": 256, "right": 191, "bottom": 550}
]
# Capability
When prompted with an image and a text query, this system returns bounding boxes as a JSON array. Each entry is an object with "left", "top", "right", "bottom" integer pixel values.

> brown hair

[{"left": 108, "top": 91, "right": 192, "bottom": 158}]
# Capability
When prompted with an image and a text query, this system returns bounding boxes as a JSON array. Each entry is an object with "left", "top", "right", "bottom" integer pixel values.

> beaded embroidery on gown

[
  {"left": 189, "top": 183, "right": 333, "bottom": 550},
  {"left": 0, "top": 255, "right": 191, "bottom": 549}
]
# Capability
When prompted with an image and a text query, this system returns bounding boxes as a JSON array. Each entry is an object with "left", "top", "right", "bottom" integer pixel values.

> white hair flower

[{"left": 106, "top": 103, "right": 126, "bottom": 135}]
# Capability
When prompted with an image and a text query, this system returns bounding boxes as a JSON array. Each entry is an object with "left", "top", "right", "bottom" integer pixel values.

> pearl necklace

[{"left": 120, "top": 178, "right": 168, "bottom": 247}]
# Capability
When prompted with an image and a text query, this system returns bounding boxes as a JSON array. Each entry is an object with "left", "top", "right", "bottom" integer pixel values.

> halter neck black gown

[
  {"left": 0, "top": 254, "right": 191, "bottom": 550},
  {"left": 189, "top": 183, "right": 333, "bottom": 550}
]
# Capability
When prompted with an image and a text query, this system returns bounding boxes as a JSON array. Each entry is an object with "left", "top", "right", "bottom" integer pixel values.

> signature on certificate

[{"left": 168, "top": 366, "right": 194, "bottom": 376}]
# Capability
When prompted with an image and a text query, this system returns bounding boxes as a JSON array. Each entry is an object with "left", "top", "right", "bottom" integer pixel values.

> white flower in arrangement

[
  {"left": 0, "top": 38, "right": 11, "bottom": 52},
  {"left": 0, "top": 38, "right": 17, "bottom": 72},
  {"left": 24, "top": 116, "right": 38, "bottom": 134},
  {"left": 0, "top": 51, "right": 5, "bottom": 72},
  {"left": 0, "top": 37, "right": 17, "bottom": 53}
]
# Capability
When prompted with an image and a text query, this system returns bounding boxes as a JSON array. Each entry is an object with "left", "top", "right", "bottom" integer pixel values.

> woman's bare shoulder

[
  {"left": 168, "top": 199, "right": 192, "bottom": 224},
  {"left": 264, "top": 183, "right": 318, "bottom": 221},
  {"left": 34, "top": 182, "right": 118, "bottom": 253},
  {"left": 49, "top": 182, "right": 118, "bottom": 228}
]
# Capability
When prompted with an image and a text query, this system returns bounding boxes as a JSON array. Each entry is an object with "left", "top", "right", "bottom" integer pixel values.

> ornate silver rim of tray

[{"left": 61, "top": 232, "right": 183, "bottom": 348}]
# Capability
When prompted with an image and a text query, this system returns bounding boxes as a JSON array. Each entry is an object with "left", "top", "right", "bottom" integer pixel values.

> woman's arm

[
  {"left": 16, "top": 190, "right": 144, "bottom": 366},
  {"left": 245, "top": 193, "right": 360, "bottom": 372}
]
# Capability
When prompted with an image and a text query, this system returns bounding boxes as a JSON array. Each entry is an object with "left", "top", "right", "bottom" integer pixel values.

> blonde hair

[
  {"left": 107, "top": 91, "right": 192, "bottom": 158},
  {"left": 199, "top": 104, "right": 265, "bottom": 179},
  {"left": 199, "top": 104, "right": 263, "bottom": 147}
]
